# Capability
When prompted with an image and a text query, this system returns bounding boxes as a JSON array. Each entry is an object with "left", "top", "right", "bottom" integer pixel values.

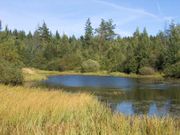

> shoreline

[{"left": 23, "top": 68, "right": 165, "bottom": 82}]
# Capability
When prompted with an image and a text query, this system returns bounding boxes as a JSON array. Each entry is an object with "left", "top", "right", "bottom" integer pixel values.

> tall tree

[
  {"left": 37, "top": 22, "right": 51, "bottom": 43},
  {"left": 165, "top": 23, "right": 180, "bottom": 65},
  {"left": 84, "top": 18, "right": 93, "bottom": 45},
  {"left": 96, "top": 19, "right": 116, "bottom": 40},
  {"left": 55, "top": 30, "right": 60, "bottom": 40},
  {"left": 133, "top": 28, "right": 150, "bottom": 73}
]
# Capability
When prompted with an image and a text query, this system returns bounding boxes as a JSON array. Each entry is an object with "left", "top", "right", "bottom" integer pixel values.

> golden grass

[
  {"left": 23, "top": 68, "right": 61, "bottom": 82},
  {"left": 0, "top": 85, "right": 179, "bottom": 135}
]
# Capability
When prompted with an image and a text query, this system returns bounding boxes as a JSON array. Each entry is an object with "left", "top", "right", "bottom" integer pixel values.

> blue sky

[{"left": 0, "top": 0, "right": 180, "bottom": 37}]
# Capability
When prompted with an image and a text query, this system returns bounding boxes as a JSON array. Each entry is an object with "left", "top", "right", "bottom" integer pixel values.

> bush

[
  {"left": 164, "top": 62, "right": 180, "bottom": 78},
  {"left": 57, "top": 54, "right": 82, "bottom": 71},
  {"left": 139, "top": 67, "right": 155, "bottom": 75},
  {"left": 0, "top": 59, "right": 23, "bottom": 85},
  {"left": 122, "top": 58, "right": 137, "bottom": 74},
  {"left": 46, "top": 59, "right": 61, "bottom": 71},
  {"left": 81, "top": 59, "right": 100, "bottom": 72}
]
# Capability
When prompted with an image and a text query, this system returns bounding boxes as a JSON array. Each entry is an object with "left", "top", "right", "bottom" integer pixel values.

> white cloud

[
  {"left": 153, "top": 0, "right": 174, "bottom": 22},
  {"left": 92, "top": 0, "right": 159, "bottom": 19}
]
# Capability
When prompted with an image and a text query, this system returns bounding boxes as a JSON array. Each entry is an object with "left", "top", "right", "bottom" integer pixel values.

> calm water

[{"left": 44, "top": 75, "right": 180, "bottom": 117}]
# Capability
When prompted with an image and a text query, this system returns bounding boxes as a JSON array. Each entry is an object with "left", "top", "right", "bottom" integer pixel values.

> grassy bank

[{"left": 0, "top": 85, "right": 179, "bottom": 135}]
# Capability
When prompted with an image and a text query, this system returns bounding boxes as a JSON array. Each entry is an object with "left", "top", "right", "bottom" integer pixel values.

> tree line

[{"left": 0, "top": 19, "right": 180, "bottom": 84}]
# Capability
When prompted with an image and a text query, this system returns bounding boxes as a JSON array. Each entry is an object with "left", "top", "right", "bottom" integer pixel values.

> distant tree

[
  {"left": 0, "top": 18, "right": 179, "bottom": 78},
  {"left": 37, "top": 22, "right": 51, "bottom": 43},
  {"left": 96, "top": 19, "right": 116, "bottom": 40},
  {"left": 27, "top": 31, "right": 33, "bottom": 39},
  {"left": 123, "top": 45, "right": 137, "bottom": 73},
  {"left": 153, "top": 31, "right": 166, "bottom": 70},
  {"left": 134, "top": 28, "right": 150, "bottom": 73},
  {"left": 165, "top": 23, "right": 180, "bottom": 65},
  {"left": 84, "top": 18, "right": 93, "bottom": 45},
  {"left": 55, "top": 30, "right": 60, "bottom": 40}
]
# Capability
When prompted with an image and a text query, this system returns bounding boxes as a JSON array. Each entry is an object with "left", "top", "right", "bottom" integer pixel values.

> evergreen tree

[
  {"left": 133, "top": 28, "right": 150, "bottom": 73},
  {"left": 0, "top": 19, "right": 179, "bottom": 78},
  {"left": 84, "top": 18, "right": 93, "bottom": 45},
  {"left": 96, "top": 19, "right": 116, "bottom": 40},
  {"left": 37, "top": 22, "right": 51, "bottom": 43},
  {"left": 165, "top": 23, "right": 180, "bottom": 65},
  {"left": 55, "top": 30, "right": 60, "bottom": 40}
]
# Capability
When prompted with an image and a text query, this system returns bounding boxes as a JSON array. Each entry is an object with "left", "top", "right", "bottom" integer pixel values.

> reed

[{"left": 0, "top": 85, "right": 179, "bottom": 135}]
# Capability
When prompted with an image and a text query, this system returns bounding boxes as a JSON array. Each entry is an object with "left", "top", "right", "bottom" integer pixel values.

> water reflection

[
  {"left": 116, "top": 102, "right": 134, "bottom": 115},
  {"left": 46, "top": 75, "right": 136, "bottom": 89},
  {"left": 115, "top": 100, "right": 172, "bottom": 116},
  {"left": 44, "top": 75, "right": 180, "bottom": 117}
]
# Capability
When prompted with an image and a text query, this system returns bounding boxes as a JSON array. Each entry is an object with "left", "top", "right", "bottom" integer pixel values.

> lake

[{"left": 44, "top": 75, "right": 180, "bottom": 117}]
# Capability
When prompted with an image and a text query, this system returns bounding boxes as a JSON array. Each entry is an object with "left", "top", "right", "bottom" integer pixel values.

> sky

[{"left": 0, "top": 0, "right": 180, "bottom": 37}]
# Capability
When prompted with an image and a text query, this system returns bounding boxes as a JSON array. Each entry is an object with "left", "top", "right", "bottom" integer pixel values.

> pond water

[{"left": 44, "top": 75, "right": 180, "bottom": 117}]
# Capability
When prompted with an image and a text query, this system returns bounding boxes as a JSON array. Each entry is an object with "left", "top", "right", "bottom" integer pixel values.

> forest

[{"left": 0, "top": 19, "right": 180, "bottom": 85}]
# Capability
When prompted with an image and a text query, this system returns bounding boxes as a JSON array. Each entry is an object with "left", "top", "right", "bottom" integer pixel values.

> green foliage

[
  {"left": 96, "top": 19, "right": 116, "bottom": 40},
  {"left": 81, "top": 59, "right": 100, "bottom": 72},
  {"left": 123, "top": 57, "right": 137, "bottom": 74},
  {"left": 46, "top": 59, "right": 61, "bottom": 71},
  {"left": 164, "top": 62, "right": 180, "bottom": 78},
  {"left": 84, "top": 18, "right": 93, "bottom": 45},
  {"left": 0, "top": 59, "right": 23, "bottom": 85},
  {"left": 139, "top": 67, "right": 155, "bottom": 75},
  {"left": 0, "top": 20, "right": 179, "bottom": 78},
  {"left": 0, "top": 31, "right": 24, "bottom": 85},
  {"left": 133, "top": 28, "right": 150, "bottom": 73},
  {"left": 58, "top": 53, "right": 82, "bottom": 71}
]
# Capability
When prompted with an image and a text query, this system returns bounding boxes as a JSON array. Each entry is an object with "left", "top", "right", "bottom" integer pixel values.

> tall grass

[{"left": 0, "top": 85, "right": 179, "bottom": 135}]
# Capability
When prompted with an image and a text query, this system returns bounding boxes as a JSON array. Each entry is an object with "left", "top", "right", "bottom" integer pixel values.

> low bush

[
  {"left": 139, "top": 67, "right": 155, "bottom": 75},
  {"left": 46, "top": 59, "right": 61, "bottom": 71},
  {"left": 0, "top": 59, "right": 23, "bottom": 85},
  {"left": 81, "top": 59, "right": 100, "bottom": 72},
  {"left": 164, "top": 62, "right": 180, "bottom": 78}
]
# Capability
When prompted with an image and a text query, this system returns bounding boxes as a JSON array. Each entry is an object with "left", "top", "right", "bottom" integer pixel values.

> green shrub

[
  {"left": 164, "top": 62, "right": 180, "bottom": 78},
  {"left": 0, "top": 59, "right": 23, "bottom": 85},
  {"left": 46, "top": 59, "right": 60, "bottom": 71},
  {"left": 122, "top": 58, "right": 137, "bottom": 74},
  {"left": 81, "top": 59, "right": 100, "bottom": 72},
  {"left": 56, "top": 54, "right": 82, "bottom": 71},
  {"left": 139, "top": 67, "right": 155, "bottom": 75}
]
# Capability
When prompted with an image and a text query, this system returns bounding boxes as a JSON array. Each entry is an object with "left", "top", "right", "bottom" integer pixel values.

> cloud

[
  {"left": 91, "top": 0, "right": 162, "bottom": 36},
  {"left": 92, "top": 0, "right": 159, "bottom": 19},
  {"left": 153, "top": 0, "right": 175, "bottom": 22},
  {"left": 154, "top": 0, "right": 162, "bottom": 16}
]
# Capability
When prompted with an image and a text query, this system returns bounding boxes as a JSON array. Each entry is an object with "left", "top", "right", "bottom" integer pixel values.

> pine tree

[
  {"left": 55, "top": 30, "right": 60, "bottom": 40},
  {"left": 96, "top": 19, "right": 116, "bottom": 40},
  {"left": 38, "top": 22, "right": 51, "bottom": 43},
  {"left": 84, "top": 18, "right": 93, "bottom": 44},
  {"left": 166, "top": 23, "right": 180, "bottom": 65}
]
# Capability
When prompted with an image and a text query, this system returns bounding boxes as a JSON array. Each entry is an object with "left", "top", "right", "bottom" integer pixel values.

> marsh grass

[
  {"left": 0, "top": 85, "right": 179, "bottom": 135},
  {"left": 22, "top": 68, "right": 62, "bottom": 82}
]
